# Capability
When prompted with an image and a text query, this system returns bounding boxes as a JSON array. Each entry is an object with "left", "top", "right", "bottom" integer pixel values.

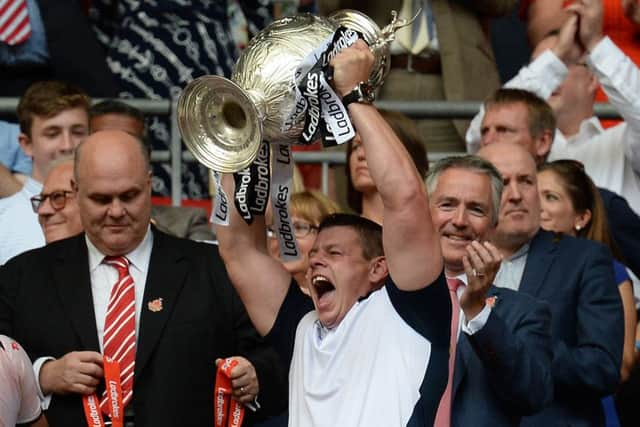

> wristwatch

[{"left": 342, "top": 81, "right": 375, "bottom": 106}]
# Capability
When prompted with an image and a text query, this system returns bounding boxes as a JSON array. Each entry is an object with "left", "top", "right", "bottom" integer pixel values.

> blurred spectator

[
  {"left": 468, "top": 1, "right": 640, "bottom": 216},
  {"left": 267, "top": 190, "right": 342, "bottom": 292},
  {"left": 89, "top": 99, "right": 216, "bottom": 241},
  {"left": 0, "top": 0, "right": 117, "bottom": 98},
  {"left": 88, "top": 0, "right": 273, "bottom": 199},
  {"left": 346, "top": 109, "right": 427, "bottom": 223},
  {"left": 0, "top": 335, "right": 47, "bottom": 427},
  {"left": 320, "top": 0, "right": 516, "bottom": 154},
  {"left": 0, "top": 81, "right": 90, "bottom": 264},
  {"left": 521, "top": 0, "right": 640, "bottom": 128}
]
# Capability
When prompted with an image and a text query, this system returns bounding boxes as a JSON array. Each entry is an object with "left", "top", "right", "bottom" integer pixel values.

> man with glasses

[
  {"left": 31, "top": 157, "right": 82, "bottom": 244},
  {"left": 0, "top": 81, "right": 90, "bottom": 264}
]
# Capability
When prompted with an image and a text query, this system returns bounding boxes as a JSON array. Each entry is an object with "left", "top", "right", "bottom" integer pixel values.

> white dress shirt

[
  {"left": 466, "top": 36, "right": 640, "bottom": 215},
  {"left": 34, "top": 227, "right": 153, "bottom": 408},
  {"left": 451, "top": 274, "right": 492, "bottom": 337}
]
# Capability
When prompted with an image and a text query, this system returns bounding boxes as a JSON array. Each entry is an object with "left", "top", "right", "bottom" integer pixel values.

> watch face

[{"left": 361, "top": 83, "right": 375, "bottom": 102}]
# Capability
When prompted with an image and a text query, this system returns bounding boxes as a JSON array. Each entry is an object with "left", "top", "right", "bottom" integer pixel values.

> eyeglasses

[
  {"left": 30, "top": 190, "right": 74, "bottom": 213},
  {"left": 267, "top": 221, "right": 319, "bottom": 239}
]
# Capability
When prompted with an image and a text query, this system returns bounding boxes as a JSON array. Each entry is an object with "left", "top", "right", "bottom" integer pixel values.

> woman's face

[
  {"left": 268, "top": 214, "right": 319, "bottom": 278},
  {"left": 537, "top": 170, "right": 581, "bottom": 236},
  {"left": 349, "top": 134, "right": 375, "bottom": 194}
]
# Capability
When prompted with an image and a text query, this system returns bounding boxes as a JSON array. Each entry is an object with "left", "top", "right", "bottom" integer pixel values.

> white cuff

[
  {"left": 588, "top": 36, "right": 623, "bottom": 76},
  {"left": 461, "top": 304, "right": 492, "bottom": 335},
  {"left": 33, "top": 356, "right": 55, "bottom": 410}
]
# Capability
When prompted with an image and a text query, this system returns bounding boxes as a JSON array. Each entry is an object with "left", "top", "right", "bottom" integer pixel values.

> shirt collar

[
  {"left": 86, "top": 225, "right": 154, "bottom": 273},
  {"left": 506, "top": 242, "right": 530, "bottom": 262}
]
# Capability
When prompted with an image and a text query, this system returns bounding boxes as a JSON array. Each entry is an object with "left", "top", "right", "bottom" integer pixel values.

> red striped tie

[
  {"left": 0, "top": 0, "right": 31, "bottom": 46},
  {"left": 101, "top": 256, "right": 136, "bottom": 412}
]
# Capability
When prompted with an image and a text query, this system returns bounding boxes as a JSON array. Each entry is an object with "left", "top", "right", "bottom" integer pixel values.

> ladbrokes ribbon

[
  {"left": 270, "top": 143, "right": 300, "bottom": 262},
  {"left": 82, "top": 357, "right": 123, "bottom": 427},
  {"left": 283, "top": 26, "right": 363, "bottom": 147},
  {"left": 232, "top": 140, "right": 270, "bottom": 225},
  {"left": 215, "top": 358, "right": 245, "bottom": 427}
]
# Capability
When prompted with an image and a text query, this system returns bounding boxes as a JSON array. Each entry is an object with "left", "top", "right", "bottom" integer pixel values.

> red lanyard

[
  {"left": 82, "top": 357, "right": 124, "bottom": 427},
  {"left": 214, "top": 358, "right": 245, "bottom": 427}
]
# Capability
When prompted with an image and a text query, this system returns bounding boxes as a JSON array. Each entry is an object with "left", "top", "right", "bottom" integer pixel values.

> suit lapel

[
  {"left": 52, "top": 235, "right": 101, "bottom": 351},
  {"left": 519, "top": 230, "right": 558, "bottom": 297},
  {"left": 135, "top": 230, "right": 189, "bottom": 380}
]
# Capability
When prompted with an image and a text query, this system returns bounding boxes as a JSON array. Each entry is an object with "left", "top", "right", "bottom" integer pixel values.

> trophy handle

[
  {"left": 177, "top": 75, "right": 263, "bottom": 173},
  {"left": 328, "top": 9, "right": 391, "bottom": 89}
]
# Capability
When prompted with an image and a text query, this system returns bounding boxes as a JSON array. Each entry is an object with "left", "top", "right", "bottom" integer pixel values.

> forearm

[{"left": 588, "top": 37, "right": 640, "bottom": 171}]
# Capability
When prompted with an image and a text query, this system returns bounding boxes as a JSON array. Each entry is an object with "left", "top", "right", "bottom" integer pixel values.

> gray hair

[{"left": 426, "top": 155, "right": 503, "bottom": 226}]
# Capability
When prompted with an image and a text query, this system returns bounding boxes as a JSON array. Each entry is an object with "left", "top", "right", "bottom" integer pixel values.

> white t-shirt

[
  {"left": 0, "top": 335, "right": 42, "bottom": 425},
  {"left": 268, "top": 275, "right": 450, "bottom": 427},
  {"left": 0, "top": 177, "right": 44, "bottom": 265}
]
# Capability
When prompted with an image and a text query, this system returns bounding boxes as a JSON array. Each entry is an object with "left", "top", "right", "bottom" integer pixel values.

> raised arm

[
  {"left": 331, "top": 40, "right": 442, "bottom": 290},
  {"left": 215, "top": 174, "right": 291, "bottom": 336},
  {"left": 570, "top": 0, "right": 640, "bottom": 174},
  {"left": 465, "top": 14, "right": 578, "bottom": 152}
]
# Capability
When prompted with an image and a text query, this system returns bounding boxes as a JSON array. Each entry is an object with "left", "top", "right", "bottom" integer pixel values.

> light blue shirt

[
  {"left": 0, "top": 0, "right": 49, "bottom": 66},
  {"left": 0, "top": 177, "right": 44, "bottom": 265},
  {"left": 0, "top": 121, "right": 31, "bottom": 175},
  {"left": 494, "top": 243, "right": 530, "bottom": 292}
]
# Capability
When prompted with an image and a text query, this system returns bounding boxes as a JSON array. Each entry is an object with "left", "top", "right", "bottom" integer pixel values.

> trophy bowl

[{"left": 178, "top": 10, "right": 396, "bottom": 173}]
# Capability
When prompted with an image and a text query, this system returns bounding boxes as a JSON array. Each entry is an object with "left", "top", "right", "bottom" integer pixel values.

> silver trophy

[{"left": 177, "top": 9, "right": 411, "bottom": 173}]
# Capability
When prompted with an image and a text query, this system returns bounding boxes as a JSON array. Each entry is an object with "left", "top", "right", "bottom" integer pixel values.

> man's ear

[
  {"left": 18, "top": 133, "right": 33, "bottom": 157},
  {"left": 368, "top": 256, "right": 389, "bottom": 285},
  {"left": 535, "top": 129, "right": 554, "bottom": 163}
]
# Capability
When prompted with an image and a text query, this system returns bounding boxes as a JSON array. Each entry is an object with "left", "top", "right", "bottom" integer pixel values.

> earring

[{"left": 575, "top": 224, "right": 582, "bottom": 231}]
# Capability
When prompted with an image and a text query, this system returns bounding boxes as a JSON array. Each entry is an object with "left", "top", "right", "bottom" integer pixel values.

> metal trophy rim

[{"left": 177, "top": 75, "right": 263, "bottom": 173}]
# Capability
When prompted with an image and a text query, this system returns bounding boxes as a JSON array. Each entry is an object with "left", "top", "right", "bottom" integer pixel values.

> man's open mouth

[{"left": 312, "top": 275, "right": 336, "bottom": 299}]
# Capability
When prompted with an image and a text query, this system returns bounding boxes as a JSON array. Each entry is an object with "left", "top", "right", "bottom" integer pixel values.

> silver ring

[{"left": 472, "top": 269, "right": 485, "bottom": 278}]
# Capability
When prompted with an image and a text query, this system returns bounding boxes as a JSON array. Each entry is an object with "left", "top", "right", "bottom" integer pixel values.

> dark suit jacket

[
  {"left": 599, "top": 187, "right": 640, "bottom": 278},
  {"left": 519, "top": 230, "right": 623, "bottom": 427},
  {"left": 452, "top": 286, "right": 553, "bottom": 427},
  {"left": 0, "top": 229, "right": 286, "bottom": 427}
]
